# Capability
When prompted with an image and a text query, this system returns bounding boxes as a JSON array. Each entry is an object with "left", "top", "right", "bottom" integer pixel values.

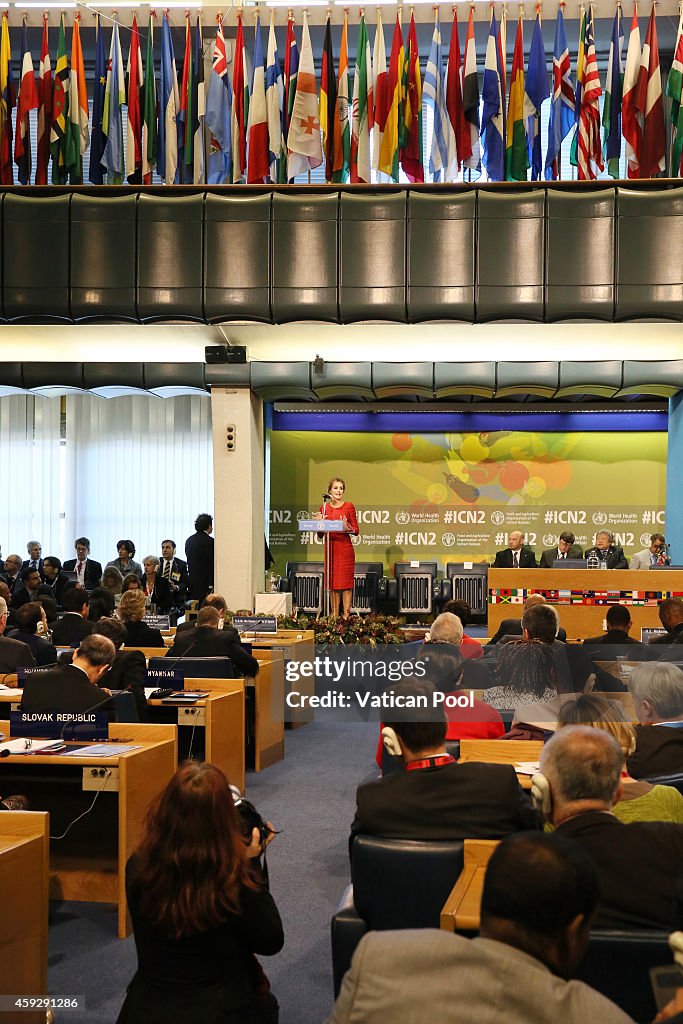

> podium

[
  {"left": 488, "top": 569, "right": 683, "bottom": 638},
  {"left": 298, "top": 518, "right": 344, "bottom": 618}
]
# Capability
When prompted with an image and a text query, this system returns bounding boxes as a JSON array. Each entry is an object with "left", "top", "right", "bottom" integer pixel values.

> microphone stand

[{"left": 322, "top": 493, "right": 331, "bottom": 619}]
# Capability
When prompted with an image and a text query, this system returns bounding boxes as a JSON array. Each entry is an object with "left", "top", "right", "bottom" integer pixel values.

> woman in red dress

[{"left": 317, "top": 477, "right": 359, "bottom": 618}]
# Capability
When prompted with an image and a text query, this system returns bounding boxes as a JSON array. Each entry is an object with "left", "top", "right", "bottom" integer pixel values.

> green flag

[
  {"left": 50, "top": 14, "right": 69, "bottom": 184},
  {"left": 142, "top": 14, "right": 157, "bottom": 182}
]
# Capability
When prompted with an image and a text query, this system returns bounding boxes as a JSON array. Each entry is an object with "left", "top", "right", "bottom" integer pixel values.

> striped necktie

[{"left": 163, "top": 560, "right": 172, "bottom": 580}]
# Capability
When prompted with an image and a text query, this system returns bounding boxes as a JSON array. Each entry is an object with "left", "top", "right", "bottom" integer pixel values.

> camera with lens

[{"left": 230, "top": 786, "right": 273, "bottom": 848}]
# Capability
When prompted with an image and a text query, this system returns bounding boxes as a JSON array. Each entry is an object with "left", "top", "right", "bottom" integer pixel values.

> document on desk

[
  {"left": 62, "top": 743, "right": 141, "bottom": 757},
  {"left": 0, "top": 738, "right": 67, "bottom": 754},
  {"left": 0, "top": 683, "right": 15, "bottom": 692},
  {"left": 515, "top": 762, "right": 541, "bottom": 775}
]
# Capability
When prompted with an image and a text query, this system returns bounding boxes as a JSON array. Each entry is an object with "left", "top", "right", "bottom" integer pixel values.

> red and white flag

[
  {"left": 634, "top": 4, "right": 665, "bottom": 177},
  {"left": 622, "top": 5, "right": 642, "bottom": 178},
  {"left": 36, "top": 17, "right": 51, "bottom": 184},
  {"left": 287, "top": 12, "right": 322, "bottom": 179}
]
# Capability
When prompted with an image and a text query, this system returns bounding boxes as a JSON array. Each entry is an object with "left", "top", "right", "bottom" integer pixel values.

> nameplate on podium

[
  {"left": 297, "top": 519, "right": 344, "bottom": 532},
  {"left": 10, "top": 709, "right": 109, "bottom": 740},
  {"left": 144, "top": 613, "right": 171, "bottom": 630},
  {"left": 234, "top": 615, "right": 278, "bottom": 634},
  {"left": 145, "top": 667, "right": 185, "bottom": 689}
]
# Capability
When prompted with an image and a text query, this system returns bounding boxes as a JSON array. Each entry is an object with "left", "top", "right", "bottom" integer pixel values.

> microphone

[
  {"left": 59, "top": 685, "right": 119, "bottom": 743},
  {"left": 323, "top": 493, "right": 331, "bottom": 501}
]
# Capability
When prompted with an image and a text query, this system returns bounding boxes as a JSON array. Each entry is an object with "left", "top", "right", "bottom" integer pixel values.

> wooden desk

[
  {"left": 440, "top": 840, "right": 498, "bottom": 933},
  {"left": 251, "top": 630, "right": 315, "bottom": 729},
  {"left": 0, "top": 812, "right": 49, "bottom": 1024},
  {"left": 189, "top": 659, "right": 285, "bottom": 772},
  {"left": 458, "top": 738, "right": 543, "bottom": 789},
  {"left": 488, "top": 569, "right": 683, "bottom": 637},
  {"left": 147, "top": 688, "right": 245, "bottom": 792},
  {"left": 0, "top": 721, "right": 175, "bottom": 938}
]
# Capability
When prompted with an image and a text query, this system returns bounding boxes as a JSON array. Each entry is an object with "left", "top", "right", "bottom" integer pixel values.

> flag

[
  {"left": 36, "top": 17, "right": 52, "bottom": 185},
  {"left": 506, "top": 16, "right": 528, "bottom": 181},
  {"left": 65, "top": 15, "right": 88, "bottom": 185},
  {"left": 498, "top": 8, "right": 507, "bottom": 139},
  {"left": 372, "top": 12, "right": 388, "bottom": 176},
  {"left": 667, "top": 11, "right": 683, "bottom": 176},
  {"left": 102, "top": 15, "right": 125, "bottom": 183},
  {"left": 247, "top": 16, "right": 269, "bottom": 183},
  {"left": 142, "top": 13, "right": 157, "bottom": 184},
  {"left": 635, "top": 4, "right": 665, "bottom": 178},
  {"left": 283, "top": 14, "right": 298, "bottom": 144},
  {"left": 401, "top": 13, "right": 423, "bottom": 182},
  {"left": 89, "top": 15, "right": 106, "bottom": 184},
  {"left": 125, "top": 15, "right": 143, "bottom": 183},
  {"left": 577, "top": 7, "right": 603, "bottom": 180},
  {"left": 481, "top": 10, "right": 505, "bottom": 182},
  {"left": 570, "top": 6, "right": 587, "bottom": 168},
  {"left": 350, "top": 13, "right": 373, "bottom": 183},
  {"left": 266, "top": 13, "right": 284, "bottom": 184},
  {"left": 158, "top": 13, "right": 179, "bottom": 184},
  {"left": 320, "top": 17, "right": 336, "bottom": 182},
  {"left": 287, "top": 11, "right": 322, "bottom": 179},
  {"left": 333, "top": 13, "right": 350, "bottom": 182},
  {"left": 622, "top": 5, "right": 642, "bottom": 178},
  {"left": 205, "top": 16, "right": 232, "bottom": 184},
  {"left": 424, "top": 12, "right": 456, "bottom": 181},
  {"left": 15, "top": 22, "right": 38, "bottom": 185},
  {"left": 463, "top": 6, "right": 480, "bottom": 170},
  {"left": 178, "top": 16, "right": 192, "bottom": 182},
  {"left": 378, "top": 15, "right": 404, "bottom": 180},
  {"left": 524, "top": 14, "right": 549, "bottom": 181},
  {"left": 191, "top": 18, "right": 205, "bottom": 184},
  {"left": 0, "top": 13, "right": 14, "bottom": 185},
  {"left": 603, "top": 8, "right": 623, "bottom": 178},
  {"left": 231, "top": 14, "right": 248, "bottom": 182},
  {"left": 446, "top": 9, "right": 469, "bottom": 170},
  {"left": 545, "top": 7, "right": 574, "bottom": 180},
  {"left": 50, "top": 14, "right": 69, "bottom": 184}
]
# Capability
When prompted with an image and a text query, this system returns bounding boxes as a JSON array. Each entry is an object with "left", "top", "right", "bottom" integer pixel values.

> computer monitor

[{"left": 553, "top": 559, "right": 588, "bottom": 569}]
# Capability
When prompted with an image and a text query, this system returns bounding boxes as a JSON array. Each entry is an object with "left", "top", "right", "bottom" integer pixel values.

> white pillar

[{"left": 210, "top": 386, "right": 265, "bottom": 609}]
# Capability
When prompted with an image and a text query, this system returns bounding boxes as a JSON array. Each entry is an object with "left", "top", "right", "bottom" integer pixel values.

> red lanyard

[{"left": 406, "top": 755, "right": 455, "bottom": 772}]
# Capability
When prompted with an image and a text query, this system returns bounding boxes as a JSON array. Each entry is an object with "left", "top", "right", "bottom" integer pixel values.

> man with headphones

[
  {"left": 585, "top": 530, "right": 628, "bottom": 570},
  {"left": 351, "top": 679, "right": 539, "bottom": 842},
  {"left": 535, "top": 727, "right": 683, "bottom": 931}
]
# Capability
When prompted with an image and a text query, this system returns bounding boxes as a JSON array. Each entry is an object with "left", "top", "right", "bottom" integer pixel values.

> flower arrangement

[{"left": 277, "top": 612, "right": 404, "bottom": 646}]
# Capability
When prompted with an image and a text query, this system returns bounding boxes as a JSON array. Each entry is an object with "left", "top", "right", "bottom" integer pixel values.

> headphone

[
  {"left": 381, "top": 727, "right": 402, "bottom": 758},
  {"left": 530, "top": 772, "right": 553, "bottom": 817}
]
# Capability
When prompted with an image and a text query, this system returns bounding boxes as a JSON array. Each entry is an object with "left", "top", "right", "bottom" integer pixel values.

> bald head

[
  {"left": 509, "top": 531, "right": 524, "bottom": 551},
  {"left": 539, "top": 726, "right": 624, "bottom": 824}
]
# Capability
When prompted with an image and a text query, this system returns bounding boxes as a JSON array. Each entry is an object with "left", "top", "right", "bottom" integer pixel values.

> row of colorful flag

[{"left": 0, "top": 5, "right": 680, "bottom": 187}]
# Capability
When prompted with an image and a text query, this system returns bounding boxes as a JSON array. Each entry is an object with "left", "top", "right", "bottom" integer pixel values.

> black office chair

[
  {"left": 331, "top": 834, "right": 465, "bottom": 996},
  {"left": 576, "top": 929, "right": 672, "bottom": 1022}
]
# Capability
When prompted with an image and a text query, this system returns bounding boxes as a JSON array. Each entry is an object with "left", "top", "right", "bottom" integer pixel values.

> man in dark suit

[
  {"left": 21, "top": 541, "right": 44, "bottom": 579},
  {"left": 0, "top": 554, "right": 23, "bottom": 595},
  {"left": 159, "top": 539, "right": 189, "bottom": 606},
  {"left": 539, "top": 531, "right": 583, "bottom": 568},
  {"left": 10, "top": 568, "right": 53, "bottom": 610},
  {"left": 42, "top": 556, "right": 69, "bottom": 609},
  {"left": 166, "top": 605, "right": 259, "bottom": 678},
  {"left": 184, "top": 514, "right": 214, "bottom": 602},
  {"left": 626, "top": 661, "right": 683, "bottom": 778},
  {"left": 20, "top": 633, "right": 116, "bottom": 714},
  {"left": 649, "top": 598, "right": 683, "bottom": 658},
  {"left": 51, "top": 587, "right": 93, "bottom": 647},
  {"left": 540, "top": 726, "right": 683, "bottom": 930},
  {"left": 0, "top": 595, "right": 36, "bottom": 674},
  {"left": 487, "top": 594, "right": 567, "bottom": 646},
  {"left": 174, "top": 594, "right": 230, "bottom": 638},
  {"left": 351, "top": 680, "right": 538, "bottom": 842},
  {"left": 63, "top": 537, "right": 103, "bottom": 591},
  {"left": 581, "top": 604, "right": 655, "bottom": 690},
  {"left": 92, "top": 618, "right": 147, "bottom": 721},
  {"left": 584, "top": 530, "right": 628, "bottom": 569},
  {"left": 492, "top": 531, "right": 537, "bottom": 569}
]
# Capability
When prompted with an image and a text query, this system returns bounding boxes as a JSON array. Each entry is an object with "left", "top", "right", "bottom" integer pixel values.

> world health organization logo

[
  {"left": 491, "top": 511, "right": 505, "bottom": 525},
  {"left": 592, "top": 511, "right": 608, "bottom": 526},
  {"left": 442, "top": 533, "right": 456, "bottom": 547},
  {"left": 395, "top": 510, "right": 410, "bottom": 525}
]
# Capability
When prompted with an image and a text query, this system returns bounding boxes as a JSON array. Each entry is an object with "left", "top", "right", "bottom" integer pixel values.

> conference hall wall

[{"left": 268, "top": 418, "right": 667, "bottom": 575}]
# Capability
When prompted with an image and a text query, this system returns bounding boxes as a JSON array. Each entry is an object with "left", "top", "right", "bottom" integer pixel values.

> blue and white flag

[
  {"left": 158, "top": 13, "right": 179, "bottom": 183},
  {"left": 545, "top": 8, "right": 575, "bottom": 180},
  {"left": 424, "top": 15, "right": 456, "bottom": 181},
  {"left": 481, "top": 10, "right": 505, "bottom": 181},
  {"left": 265, "top": 14, "right": 284, "bottom": 183},
  {"left": 102, "top": 15, "right": 125, "bottom": 183},
  {"left": 205, "top": 17, "right": 232, "bottom": 184}
]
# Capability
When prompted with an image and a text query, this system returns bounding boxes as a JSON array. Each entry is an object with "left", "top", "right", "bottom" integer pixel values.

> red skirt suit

[{"left": 319, "top": 502, "right": 359, "bottom": 591}]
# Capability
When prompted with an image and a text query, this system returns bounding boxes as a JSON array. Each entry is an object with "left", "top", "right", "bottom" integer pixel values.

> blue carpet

[{"left": 48, "top": 719, "right": 380, "bottom": 1023}]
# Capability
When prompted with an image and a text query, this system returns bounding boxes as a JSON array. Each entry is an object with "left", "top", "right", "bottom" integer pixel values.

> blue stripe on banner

[{"left": 271, "top": 410, "right": 668, "bottom": 432}]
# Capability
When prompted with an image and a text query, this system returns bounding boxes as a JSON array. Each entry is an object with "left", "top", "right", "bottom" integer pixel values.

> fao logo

[
  {"left": 543, "top": 534, "right": 557, "bottom": 547},
  {"left": 395, "top": 510, "right": 410, "bottom": 525},
  {"left": 491, "top": 511, "right": 505, "bottom": 525},
  {"left": 442, "top": 533, "right": 456, "bottom": 548},
  {"left": 592, "top": 511, "right": 608, "bottom": 526},
  {"left": 296, "top": 510, "right": 310, "bottom": 521},
  {"left": 640, "top": 533, "right": 652, "bottom": 547}
]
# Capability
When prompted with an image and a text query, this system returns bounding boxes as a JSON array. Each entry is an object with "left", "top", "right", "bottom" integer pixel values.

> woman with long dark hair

[{"left": 117, "top": 761, "right": 283, "bottom": 1024}]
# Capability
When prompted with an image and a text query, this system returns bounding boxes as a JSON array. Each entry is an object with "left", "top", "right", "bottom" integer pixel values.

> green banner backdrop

[{"left": 268, "top": 430, "right": 667, "bottom": 573}]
